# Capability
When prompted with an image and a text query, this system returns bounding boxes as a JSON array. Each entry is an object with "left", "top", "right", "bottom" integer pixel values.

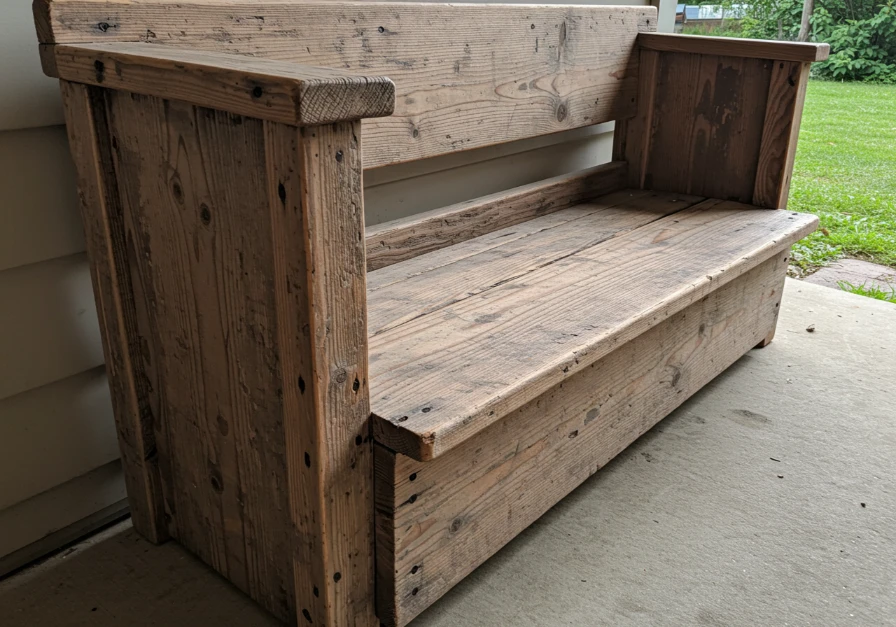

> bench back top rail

[{"left": 35, "top": 0, "right": 656, "bottom": 169}]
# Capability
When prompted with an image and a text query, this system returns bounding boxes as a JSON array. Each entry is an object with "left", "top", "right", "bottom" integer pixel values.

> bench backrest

[{"left": 35, "top": 0, "right": 656, "bottom": 169}]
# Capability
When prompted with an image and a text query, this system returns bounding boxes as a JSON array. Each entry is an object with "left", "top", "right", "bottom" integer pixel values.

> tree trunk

[{"left": 798, "top": 0, "right": 815, "bottom": 41}]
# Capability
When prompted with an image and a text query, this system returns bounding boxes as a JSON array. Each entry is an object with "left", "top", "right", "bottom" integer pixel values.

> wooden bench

[{"left": 33, "top": 1, "right": 828, "bottom": 625}]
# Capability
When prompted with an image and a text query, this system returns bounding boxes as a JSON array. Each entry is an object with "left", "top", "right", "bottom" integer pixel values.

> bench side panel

[
  {"left": 35, "top": 0, "right": 655, "bottom": 169},
  {"left": 59, "top": 82, "right": 376, "bottom": 625},
  {"left": 375, "top": 253, "right": 789, "bottom": 626},
  {"left": 615, "top": 45, "right": 812, "bottom": 208}
]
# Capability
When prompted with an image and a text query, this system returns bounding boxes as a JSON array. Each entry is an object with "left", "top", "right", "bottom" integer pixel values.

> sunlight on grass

[{"left": 789, "top": 81, "right": 896, "bottom": 274}]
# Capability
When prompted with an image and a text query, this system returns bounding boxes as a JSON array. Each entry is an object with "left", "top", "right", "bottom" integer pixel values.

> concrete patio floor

[{"left": 1, "top": 278, "right": 894, "bottom": 627}]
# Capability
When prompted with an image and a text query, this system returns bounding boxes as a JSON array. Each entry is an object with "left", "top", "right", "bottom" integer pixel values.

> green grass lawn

[{"left": 788, "top": 81, "right": 896, "bottom": 274}]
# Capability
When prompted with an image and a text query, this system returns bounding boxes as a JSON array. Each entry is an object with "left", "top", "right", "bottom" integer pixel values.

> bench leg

[{"left": 755, "top": 328, "right": 777, "bottom": 348}]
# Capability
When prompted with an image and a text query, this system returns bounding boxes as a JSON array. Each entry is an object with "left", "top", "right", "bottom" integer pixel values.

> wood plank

[
  {"left": 42, "top": 42, "right": 395, "bottom": 125},
  {"left": 104, "top": 91, "right": 294, "bottom": 620},
  {"left": 57, "top": 81, "right": 168, "bottom": 543},
  {"left": 638, "top": 33, "right": 830, "bottom": 62},
  {"left": 644, "top": 52, "right": 772, "bottom": 203},
  {"left": 367, "top": 189, "right": 706, "bottom": 336},
  {"left": 365, "top": 161, "right": 627, "bottom": 271},
  {"left": 375, "top": 254, "right": 789, "bottom": 627},
  {"left": 612, "top": 48, "right": 659, "bottom": 188},
  {"left": 34, "top": 1, "right": 654, "bottom": 168},
  {"left": 753, "top": 61, "right": 811, "bottom": 209},
  {"left": 266, "top": 120, "right": 376, "bottom": 627},
  {"left": 370, "top": 200, "right": 818, "bottom": 460}
]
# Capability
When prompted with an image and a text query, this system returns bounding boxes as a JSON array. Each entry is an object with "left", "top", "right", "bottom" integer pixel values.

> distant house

[{"left": 675, "top": 4, "right": 746, "bottom": 33}]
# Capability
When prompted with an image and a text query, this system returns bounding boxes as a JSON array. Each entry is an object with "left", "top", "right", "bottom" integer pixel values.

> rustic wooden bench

[{"left": 33, "top": 1, "right": 828, "bottom": 624}]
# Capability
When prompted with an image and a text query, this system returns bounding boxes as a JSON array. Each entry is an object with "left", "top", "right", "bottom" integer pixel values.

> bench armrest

[
  {"left": 616, "top": 33, "right": 828, "bottom": 209},
  {"left": 638, "top": 33, "right": 830, "bottom": 63},
  {"left": 40, "top": 42, "right": 395, "bottom": 126}
]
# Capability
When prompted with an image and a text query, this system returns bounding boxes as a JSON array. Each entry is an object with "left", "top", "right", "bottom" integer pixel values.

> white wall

[{"left": 0, "top": 0, "right": 670, "bottom": 572}]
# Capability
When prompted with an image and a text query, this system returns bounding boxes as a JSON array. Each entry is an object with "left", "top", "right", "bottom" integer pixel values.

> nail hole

[
  {"left": 408, "top": 494, "right": 417, "bottom": 504},
  {"left": 412, "top": 129, "right": 419, "bottom": 138},
  {"left": 378, "top": 26, "right": 385, "bottom": 33},
  {"left": 421, "top": 406, "right": 431, "bottom": 413},
  {"left": 411, "top": 587, "right": 419, "bottom": 596},
  {"left": 304, "top": 452, "right": 311, "bottom": 467},
  {"left": 409, "top": 473, "right": 417, "bottom": 481},
  {"left": 278, "top": 182, "right": 286, "bottom": 203},
  {"left": 200, "top": 204, "right": 211, "bottom": 225},
  {"left": 302, "top": 608, "right": 313, "bottom": 623},
  {"left": 411, "top": 565, "right": 419, "bottom": 574},
  {"left": 252, "top": 86, "right": 264, "bottom": 98},
  {"left": 352, "top": 378, "right": 360, "bottom": 392},
  {"left": 298, "top": 376, "right": 305, "bottom": 394},
  {"left": 355, "top": 435, "right": 363, "bottom": 446},
  {"left": 335, "top": 150, "right": 344, "bottom": 162},
  {"left": 333, "top": 572, "right": 342, "bottom": 582},
  {"left": 397, "top": 416, "right": 408, "bottom": 423}
]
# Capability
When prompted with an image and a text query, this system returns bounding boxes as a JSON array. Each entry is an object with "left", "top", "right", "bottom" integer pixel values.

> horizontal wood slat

[
  {"left": 638, "top": 33, "right": 830, "bottom": 62},
  {"left": 365, "top": 161, "right": 627, "bottom": 271},
  {"left": 375, "top": 255, "right": 788, "bottom": 627},
  {"left": 41, "top": 42, "right": 395, "bottom": 125},
  {"left": 34, "top": 0, "right": 654, "bottom": 168},
  {"left": 369, "top": 196, "right": 817, "bottom": 460}
]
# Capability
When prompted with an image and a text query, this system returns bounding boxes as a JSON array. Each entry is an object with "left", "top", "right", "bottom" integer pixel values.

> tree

[{"left": 798, "top": 0, "right": 815, "bottom": 41}]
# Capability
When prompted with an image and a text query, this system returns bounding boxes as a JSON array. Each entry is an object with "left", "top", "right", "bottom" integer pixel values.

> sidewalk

[{"left": 1, "top": 279, "right": 894, "bottom": 627}]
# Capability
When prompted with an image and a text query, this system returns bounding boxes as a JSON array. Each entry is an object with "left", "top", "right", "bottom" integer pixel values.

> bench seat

[{"left": 369, "top": 188, "right": 817, "bottom": 460}]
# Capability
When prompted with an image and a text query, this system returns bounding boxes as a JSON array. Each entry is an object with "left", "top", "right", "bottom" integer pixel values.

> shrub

[{"left": 735, "top": 0, "right": 896, "bottom": 82}]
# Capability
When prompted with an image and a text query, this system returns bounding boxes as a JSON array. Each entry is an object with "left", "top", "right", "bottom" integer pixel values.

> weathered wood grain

[
  {"left": 365, "top": 161, "right": 628, "bottom": 271},
  {"left": 613, "top": 49, "right": 659, "bottom": 189},
  {"left": 375, "top": 254, "right": 789, "bottom": 627},
  {"left": 367, "top": 189, "right": 706, "bottom": 336},
  {"left": 643, "top": 52, "right": 772, "bottom": 203},
  {"left": 58, "top": 80, "right": 168, "bottom": 544},
  {"left": 43, "top": 42, "right": 395, "bottom": 125},
  {"left": 753, "top": 61, "right": 811, "bottom": 209},
  {"left": 34, "top": 0, "right": 654, "bottom": 168},
  {"left": 104, "top": 91, "right": 295, "bottom": 619},
  {"left": 267, "top": 121, "right": 376, "bottom": 626},
  {"left": 639, "top": 32, "right": 830, "bottom": 62},
  {"left": 369, "top": 198, "right": 817, "bottom": 460}
]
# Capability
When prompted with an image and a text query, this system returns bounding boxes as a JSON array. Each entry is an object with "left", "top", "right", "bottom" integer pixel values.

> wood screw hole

[
  {"left": 333, "top": 572, "right": 342, "bottom": 582},
  {"left": 252, "top": 86, "right": 264, "bottom": 98},
  {"left": 304, "top": 452, "right": 311, "bottom": 467},
  {"left": 411, "top": 565, "right": 419, "bottom": 574},
  {"left": 421, "top": 406, "right": 431, "bottom": 413},
  {"left": 412, "top": 587, "right": 419, "bottom": 596},
  {"left": 200, "top": 204, "right": 211, "bottom": 225},
  {"left": 355, "top": 435, "right": 363, "bottom": 446},
  {"left": 335, "top": 150, "right": 344, "bottom": 162},
  {"left": 302, "top": 608, "right": 313, "bottom": 623},
  {"left": 378, "top": 26, "right": 385, "bottom": 33},
  {"left": 408, "top": 494, "right": 417, "bottom": 503},
  {"left": 409, "top": 473, "right": 417, "bottom": 481},
  {"left": 313, "top": 586, "right": 319, "bottom": 597},
  {"left": 397, "top": 416, "right": 408, "bottom": 423},
  {"left": 353, "top": 378, "right": 360, "bottom": 392}
]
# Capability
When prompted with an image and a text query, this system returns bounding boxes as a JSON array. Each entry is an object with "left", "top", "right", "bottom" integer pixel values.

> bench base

[{"left": 374, "top": 253, "right": 787, "bottom": 626}]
